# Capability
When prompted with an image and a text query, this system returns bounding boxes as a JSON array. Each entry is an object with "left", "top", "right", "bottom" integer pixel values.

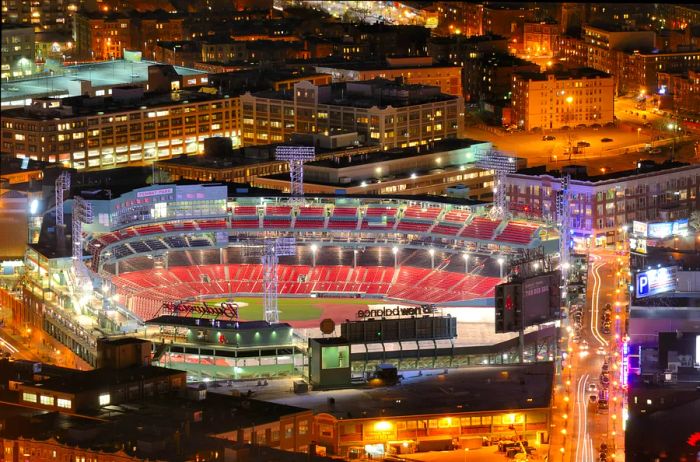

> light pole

[
  {"left": 310, "top": 244, "right": 318, "bottom": 267},
  {"left": 566, "top": 96, "right": 574, "bottom": 161},
  {"left": 463, "top": 253, "right": 469, "bottom": 273},
  {"left": 497, "top": 257, "right": 505, "bottom": 279},
  {"left": 428, "top": 248, "right": 435, "bottom": 269},
  {"left": 392, "top": 246, "right": 398, "bottom": 268},
  {"left": 637, "top": 127, "right": 641, "bottom": 145}
]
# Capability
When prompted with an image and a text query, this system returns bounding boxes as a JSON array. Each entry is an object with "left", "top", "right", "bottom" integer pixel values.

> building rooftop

[
  {"left": 514, "top": 66, "right": 612, "bottom": 81},
  {"left": 26, "top": 364, "right": 182, "bottom": 394},
  {"left": 315, "top": 61, "right": 460, "bottom": 71},
  {"left": 3, "top": 87, "right": 226, "bottom": 120},
  {"left": 512, "top": 161, "right": 696, "bottom": 184},
  {"left": 1, "top": 59, "right": 206, "bottom": 105},
  {"left": 234, "top": 362, "right": 554, "bottom": 420},
  {"left": 250, "top": 78, "right": 457, "bottom": 109},
  {"left": 146, "top": 315, "right": 290, "bottom": 331}
]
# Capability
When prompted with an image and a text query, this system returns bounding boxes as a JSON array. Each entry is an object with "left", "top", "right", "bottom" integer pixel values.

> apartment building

[
  {"left": 1, "top": 23, "right": 35, "bottom": 80},
  {"left": 0, "top": 86, "right": 239, "bottom": 170},
  {"left": 506, "top": 162, "right": 700, "bottom": 246},
  {"left": 73, "top": 11, "right": 135, "bottom": 60},
  {"left": 315, "top": 56, "right": 463, "bottom": 97},
  {"left": 657, "top": 70, "right": 700, "bottom": 115},
  {"left": 0, "top": 0, "right": 90, "bottom": 32},
  {"left": 511, "top": 67, "right": 614, "bottom": 131},
  {"left": 463, "top": 52, "right": 539, "bottom": 102},
  {"left": 239, "top": 79, "right": 463, "bottom": 148},
  {"left": 433, "top": 2, "right": 483, "bottom": 37},
  {"left": 623, "top": 50, "right": 700, "bottom": 95},
  {"left": 523, "top": 21, "right": 560, "bottom": 57}
]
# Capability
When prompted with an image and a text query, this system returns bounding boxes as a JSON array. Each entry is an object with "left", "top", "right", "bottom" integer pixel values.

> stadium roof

[{"left": 1, "top": 59, "right": 205, "bottom": 106}]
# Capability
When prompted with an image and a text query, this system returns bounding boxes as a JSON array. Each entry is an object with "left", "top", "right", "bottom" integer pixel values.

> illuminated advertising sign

[
  {"left": 647, "top": 219, "right": 689, "bottom": 239},
  {"left": 635, "top": 266, "right": 677, "bottom": 299},
  {"left": 137, "top": 187, "right": 174, "bottom": 198},
  {"left": 629, "top": 237, "right": 647, "bottom": 255},
  {"left": 162, "top": 301, "right": 239, "bottom": 319},
  {"left": 632, "top": 221, "right": 648, "bottom": 237},
  {"left": 356, "top": 305, "right": 436, "bottom": 319}
]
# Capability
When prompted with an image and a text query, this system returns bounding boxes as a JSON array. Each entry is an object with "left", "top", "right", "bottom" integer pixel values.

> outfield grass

[{"left": 200, "top": 297, "right": 370, "bottom": 321}]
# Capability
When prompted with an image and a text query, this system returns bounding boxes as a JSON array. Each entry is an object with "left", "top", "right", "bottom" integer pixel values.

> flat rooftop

[
  {"left": 3, "top": 88, "right": 224, "bottom": 120},
  {"left": 1, "top": 59, "right": 206, "bottom": 105},
  {"left": 513, "top": 161, "right": 696, "bottom": 183},
  {"left": 515, "top": 67, "right": 611, "bottom": 81},
  {"left": 224, "top": 362, "right": 554, "bottom": 419},
  {"left": 146, "top": 315, "right": 289, "bottom": 331},
  {"left": 316, "top": 62, "right": 460, "bottom": 71}
]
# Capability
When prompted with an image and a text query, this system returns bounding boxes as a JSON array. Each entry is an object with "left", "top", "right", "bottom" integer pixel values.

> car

[
  {"left": 648, "top": 148, "right": 663, "bottom": 155},
  {"left": 589, "top": 394, "right": 598, "bottom": 404},
  {"left": 588, "top": 383, "right": 598, "bottom": 393},
  {"left": 573, "top": 335, "right": 582, "bottom": 343},
  {"left": 581, "top": 340, "right": 589, "bottom": 350},
  {"left": 597, "top": 346, "right": 606, "bottom": 356},
  {"left": 542, "top": 135, "right": 556, "bottom": 141},
  {"left": 601, "top": 137, "right": 613, "bottom": 143},
  {"left": 600, "top": 374, "right": 610, "bottom": 386},
  {"left": 577, "top": 141, "right": 591, "bottom": 148},
  {"left": 602, "top": 363, "right": 609, "bottom": 372}
]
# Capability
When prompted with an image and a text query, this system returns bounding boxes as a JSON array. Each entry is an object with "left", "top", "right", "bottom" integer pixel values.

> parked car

[
  {"left": 542, "top": 135, "right": 556, "bottom": 141},
  {"left": 601, "top": 137, "right": 613, "bottom": 143},
  {"left": 577, "top": 141, "right": 591, "bottom": 147}
]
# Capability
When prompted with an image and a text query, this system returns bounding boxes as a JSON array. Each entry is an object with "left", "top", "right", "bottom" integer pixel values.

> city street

[{"left": 550, "top": 249, "right": 629, "bottom": 462}]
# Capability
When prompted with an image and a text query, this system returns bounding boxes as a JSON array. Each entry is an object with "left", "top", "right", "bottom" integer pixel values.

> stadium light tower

[
  {"left": 475, "top": 150, "right": 517, "bottom": 220},
  {"left": 275, "top": 146, "right": 315, "bottom": 200},
  {"left": 429, "top": 247, "right": 435, "bottom": 269},
  {"left": 55, "top": 171, "right": 70, "bottom": 246},
  {"left": 497, "top": 256, "right": 505, "bottom": 279},
  {"left": 463, "top": 253, "right": 470, "bottom": 273},
  {"left": 262, "top": 237, "right": 296, "bottom": 325},
  {"left": 557, "top": 175, "right": 572, "bottom": 283},
  {"left": 392, "top": 246, "right": 399, "bottom": 268}
]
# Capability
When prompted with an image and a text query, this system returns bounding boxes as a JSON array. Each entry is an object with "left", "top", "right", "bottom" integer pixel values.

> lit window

[
  {"left": 57, "top": 398, "right": 72, "bottom": 409},
  {"left": 99, "top": 393, "right": 111, "bottom": 406},
  {"left": 22, "top": 392, "right": 37, "bottom": 403},
  {"left": 40, "top": 395, "right": 55, "bottom": 406}
]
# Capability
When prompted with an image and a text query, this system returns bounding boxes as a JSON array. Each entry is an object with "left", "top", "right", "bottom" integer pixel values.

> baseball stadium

[{"left": 25, "top": 180, "right": 561, "bottom": 380}]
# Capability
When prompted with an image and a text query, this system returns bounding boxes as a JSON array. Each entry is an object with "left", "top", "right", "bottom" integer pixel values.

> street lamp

[
  {"left": 310, "top": 244, "right": 318, "bottom": 267},
  {"left": 463, "top": 253, "right": 470, "bottom": 273},
  {"left": 497, "top": 257, "right": 505, "bottom": 278}
]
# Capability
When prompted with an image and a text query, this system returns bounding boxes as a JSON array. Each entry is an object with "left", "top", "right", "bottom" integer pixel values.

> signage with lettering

[
  {"left": 635, "top": 266, "right": 677, "bottom": 299},
  {"left": 356, "top": 305, "right": 437, "bottom": 319},
  {"left": 137, "top": 187, "right": 174, "bottom": 198},
  {"left": 648, "top": 219, "right": 689, "bottom": 239},
  {"left": 632, "top": 221, "right": 648, "bottom": 237},
  {"left": 629, "top": 237, "right": 647, "bottom": 255},
  {"left": 162, "top": 301, "right": 239, "bottom": 319}
]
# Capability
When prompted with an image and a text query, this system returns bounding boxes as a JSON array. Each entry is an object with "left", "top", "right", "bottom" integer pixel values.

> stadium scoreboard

[{"left": 495, "top": 270, "right": 562, "bottom": 333}]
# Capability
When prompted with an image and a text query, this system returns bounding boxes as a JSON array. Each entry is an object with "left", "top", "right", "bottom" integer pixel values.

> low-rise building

[
  {"left": 463, "top": 52, "right": 539, "bottom": 102},
  {"left": 1, "top": 24, "right": 35, "bottom": 80},
  {"left": 657, "top": 69, "right": 700, "bottom": 116},
  {"left": 154, "top": 40, "right": 202, "bottom": 68},
  {"left": 511, "top": 67, "right": 614, "bottom": 131},
  {"left": 315, "top": 57, "right": 463, "bottom": 97},
  {"left": 239, "top": 79, "right": 463, "bottom": 149},
  {"left": 506, "top": 161, "right": 700, "bottom": 247},
  {"left": 523, "top": 21, "right": 560, "bottom": 57},
  {"left": 1, "top": 80, "right": 237, "bottom": 170},
  {"left": 34, "top": 31, "right": 74, "bottom": 63},
  {"left": 253, "top": 138, "right": 501, "bottom": 199}
]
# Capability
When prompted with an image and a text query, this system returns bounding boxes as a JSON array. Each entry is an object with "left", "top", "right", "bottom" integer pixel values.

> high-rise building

[
  {"left": 511, "top": 67, "right": 614, "bottom": 131},
  {"left": 1, "top": 24, "right": 35, "bottom": 80},
  {"left": 1, "top": 0, "right": 96, "bottom": 32}
]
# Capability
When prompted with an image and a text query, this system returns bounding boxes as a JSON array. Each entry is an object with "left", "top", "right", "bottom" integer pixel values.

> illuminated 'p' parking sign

[{"left": 635, "top": 266, "right": 677, "bottom": 299}]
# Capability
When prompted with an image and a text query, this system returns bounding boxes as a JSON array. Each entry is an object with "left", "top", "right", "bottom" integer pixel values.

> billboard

[
  {"left": 648, "top": 219, "right": 689, "bottom": 239},
  {"left": 632, "top": 221, "right": 648, "bottom": 236},
  {"left": 635, "top": 266, "right": 677, "bottom": 299},
  {"left": 629, "top": 237, "right": 647, "bottom": 255},
  {"left": 495, "top": 270, "right": 561, "bottom": 333},
  {"left": 340, "top": 316, "right": 457, "bottom": 343}
]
